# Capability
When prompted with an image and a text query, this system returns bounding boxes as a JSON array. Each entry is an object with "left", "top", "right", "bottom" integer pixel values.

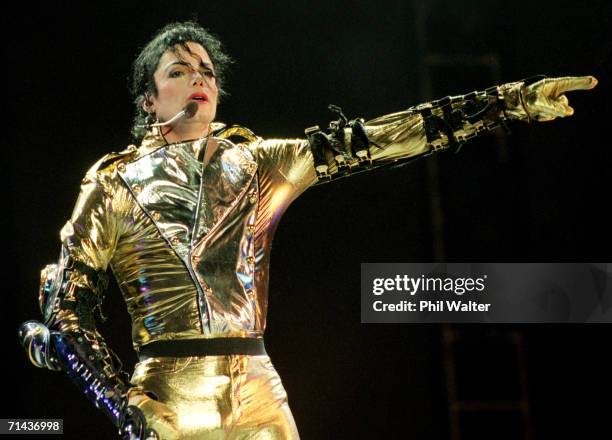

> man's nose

[{"left": 191, "top": 71, "right": 205, "bottom": 86}]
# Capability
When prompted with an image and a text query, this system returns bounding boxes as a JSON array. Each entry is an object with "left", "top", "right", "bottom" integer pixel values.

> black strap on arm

[
  {"left": 305, "top": 104, "right": 372, "bottom": 181},
  {"left": 62, "top": 255, "right": 110, "bottom": 322}
]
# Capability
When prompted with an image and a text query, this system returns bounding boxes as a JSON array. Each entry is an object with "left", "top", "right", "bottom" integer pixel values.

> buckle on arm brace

[
  {"left": 416, "top": 86, "right": 512, "bottom": 155},
  {"left": 64, "top": 255, "right": 110, "bottom": 322},
  {"left": 305, "top": 104, "right": 372, "bottom": 181}
]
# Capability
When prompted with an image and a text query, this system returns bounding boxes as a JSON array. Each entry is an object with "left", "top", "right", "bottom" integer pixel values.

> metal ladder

[
  {"left": 442, "top": 326, "right": 533, "bottom": 440},
  {"left": 412, "top": 1, "right": 533, "bottom": 438}
]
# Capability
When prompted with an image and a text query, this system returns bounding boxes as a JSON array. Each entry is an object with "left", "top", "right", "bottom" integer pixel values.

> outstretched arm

[
  {"left": 308, "top": 75, "right": 598, "bottom": 182},
  {"left": 218, "top": 75, "right": 597, "bottom": 241}
]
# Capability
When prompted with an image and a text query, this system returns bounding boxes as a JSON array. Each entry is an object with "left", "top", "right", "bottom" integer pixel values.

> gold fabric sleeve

[
  {"left": 257, "top": 79, "right": 540, "bottom": 188},
  {"left": 60, "top": 185, "right": 115, "bottom": 279}
]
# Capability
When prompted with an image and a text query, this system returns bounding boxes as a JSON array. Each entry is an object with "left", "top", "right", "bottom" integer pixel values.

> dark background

[{"left": 6, "top": 1, "right": 611, "bottom": 439}]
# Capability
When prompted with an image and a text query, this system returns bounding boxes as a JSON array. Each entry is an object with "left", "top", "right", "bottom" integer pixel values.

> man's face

[{"left": 147, "top": 41, "right": 218, "bottom": 133}]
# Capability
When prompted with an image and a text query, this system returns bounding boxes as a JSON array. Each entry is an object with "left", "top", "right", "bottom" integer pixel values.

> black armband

[
  {"left": 39, "top": 247, "right": 110, "bottom": 326},
  {"left": 305, "top": 104, "right": 372, "bottom": 181}
]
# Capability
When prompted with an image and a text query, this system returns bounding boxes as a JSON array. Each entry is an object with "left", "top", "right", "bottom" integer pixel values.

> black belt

[{"left": 138, "top": 337, "right": 266, "bottom": 361}]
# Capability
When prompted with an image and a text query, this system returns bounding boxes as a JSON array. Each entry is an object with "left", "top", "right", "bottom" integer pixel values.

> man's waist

[{"left": 138, "top": 337, "right": 266, "bottom": 361}]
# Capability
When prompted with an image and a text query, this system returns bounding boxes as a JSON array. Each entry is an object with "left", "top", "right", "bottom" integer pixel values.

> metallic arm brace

[
  {"left": 18, "top": 246, "right": 156, "bottom": 439},
  {"left": 306, "top": 76, "right": 543, "bottom": 183}
]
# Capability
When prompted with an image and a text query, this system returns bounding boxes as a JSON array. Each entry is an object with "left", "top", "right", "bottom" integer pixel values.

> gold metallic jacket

[{"left": 59, "top": 82, "right": 531, "bottom": 352}]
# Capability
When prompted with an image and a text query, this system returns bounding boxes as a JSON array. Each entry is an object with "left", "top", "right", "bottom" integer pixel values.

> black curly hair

[{"left": 130, "top": 21, "right": 232, "bottom": 141}]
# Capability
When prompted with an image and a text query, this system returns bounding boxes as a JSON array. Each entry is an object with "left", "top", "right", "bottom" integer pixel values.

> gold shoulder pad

[
  {"left": 213, "top": 124, "right": 259, "bottom": 143},
  {"left": 83, "top": 145, "right": 139, "bottom": 182}
]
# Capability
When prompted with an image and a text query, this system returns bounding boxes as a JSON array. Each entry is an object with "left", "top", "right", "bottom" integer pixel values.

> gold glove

[
  {"left": 519, "top": 75, "right": 598, "bottom": 122},
  {"left": 127, "top": 387, "right": 179, "bottom": 440}
]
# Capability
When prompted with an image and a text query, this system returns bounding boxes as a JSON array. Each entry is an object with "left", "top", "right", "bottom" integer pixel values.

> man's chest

[{"left": 117, "top": 139, "right": 258, "bottom": 260}]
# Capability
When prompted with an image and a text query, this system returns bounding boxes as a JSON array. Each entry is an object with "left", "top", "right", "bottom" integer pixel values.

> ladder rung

[{"left": 451, "top": 401, "right": 530, "bottom": 412}]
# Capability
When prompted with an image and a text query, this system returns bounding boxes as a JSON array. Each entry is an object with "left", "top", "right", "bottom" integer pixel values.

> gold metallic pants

[{"left": 131, "top": 355, "right": 300, "bottom": 439}]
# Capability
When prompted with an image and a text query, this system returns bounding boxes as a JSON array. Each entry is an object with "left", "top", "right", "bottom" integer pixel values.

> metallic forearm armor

[{"left": 306, "top": 78, "right": 537, "bottom": 183}]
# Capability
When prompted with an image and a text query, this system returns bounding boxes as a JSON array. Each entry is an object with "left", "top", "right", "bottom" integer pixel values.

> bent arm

[{"left": 18, "top": 166, "right": 155, "bottom": 439}]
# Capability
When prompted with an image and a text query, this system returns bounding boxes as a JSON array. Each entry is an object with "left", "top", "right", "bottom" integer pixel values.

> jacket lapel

[
  {"left": 192, "top": 139, "right": 257, "bottom": 246},
  {"left": 117, "top": 135, "right": 256, "bottom": 264},
  {"left": 118, "top": 139, "right": 205, "bottom": 262}
]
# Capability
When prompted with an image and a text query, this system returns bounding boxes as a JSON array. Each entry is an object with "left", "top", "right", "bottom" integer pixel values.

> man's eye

[
  {"left": 170, "top": 71, "right": 184, "bottom": 78},
  {"left": 204, "top": 70, "right": 216, "bottom": 78}
]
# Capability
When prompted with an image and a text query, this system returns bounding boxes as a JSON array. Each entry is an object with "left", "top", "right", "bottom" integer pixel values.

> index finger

[{"left": 552, "top": 76, "right": 598, "bottom": 94}]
